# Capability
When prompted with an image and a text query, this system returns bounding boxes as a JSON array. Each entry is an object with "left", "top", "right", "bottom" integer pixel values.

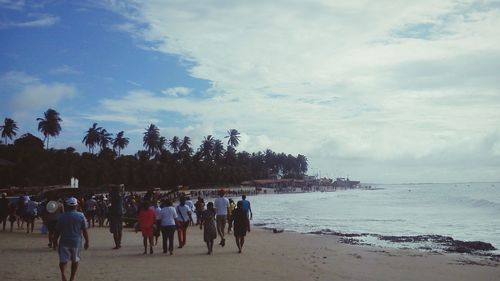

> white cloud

[
  {"left": 102, "top": 1, "right": 500, "bottom": 182},
  {"left": 0, "top": 14, "right": 59, "bottom": 29},
  {"left": 1, "top": 71, "right": 77, "bottom": 111},
  {"left": 0, "top": 71, "right": 40, "bottom": 86},
  {"left": 126, "top": 80, "right": 142, "bottom": 87},
  {"left": 12, "top": 83, "right": 76, "bottom": 110},
  {"left": 0, "top": 0, "right": 25, "bottom": 10},
  {"left": 161, "top": 87, "right": 192, "bottom": 97},
  {"left": 49, "top": 65, "right": 82, "bottom": 75}
]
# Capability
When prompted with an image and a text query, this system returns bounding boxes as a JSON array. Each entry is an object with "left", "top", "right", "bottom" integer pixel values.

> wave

[{"left": 450, "top": 196, "right": 500, "bottom": 211}]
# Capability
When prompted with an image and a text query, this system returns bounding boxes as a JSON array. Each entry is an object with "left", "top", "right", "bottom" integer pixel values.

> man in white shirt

[
  {"left": 184, "top": 196, "right": 195, "bottom": 226},
  {"left": 214, "top": 189, "right": 229, "bottom": 246},
  {"left": 158, "top": 200, "right": 178, "bottom": 255}
]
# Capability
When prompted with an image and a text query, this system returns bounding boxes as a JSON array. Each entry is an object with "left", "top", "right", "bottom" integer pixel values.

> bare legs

[
  {"left": 26, "top": 217, "right": 34, "bottom": 233},
  {"left": 17, "top": 217, "right": 23, "bottom": 229},
  {"left": 142, "top": 236, "right": 147, "bottom": 254},
  {"left": 235, "top": 236, "right": 245, "bottom": 253},
  {"left": 142, "top": 235, "right": 154, "bottom": 254},
  {"left": 59, "top": 262, "right": 78, "bottom": 281},
  {"left": 206, "top": 240, "right": 214, "bottom": 254},
  {"left": 113, "top": 232, "right": 122, "bottom": 249}
]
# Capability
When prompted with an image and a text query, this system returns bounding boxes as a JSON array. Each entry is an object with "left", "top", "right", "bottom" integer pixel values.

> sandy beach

[{"left": 0, "top": 221, "right": 499, "bottom": 281}]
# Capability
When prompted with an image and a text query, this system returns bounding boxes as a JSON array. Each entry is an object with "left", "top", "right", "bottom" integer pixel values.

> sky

[{"left": 1, "top": 0, "right": 500, "bottom": 184}]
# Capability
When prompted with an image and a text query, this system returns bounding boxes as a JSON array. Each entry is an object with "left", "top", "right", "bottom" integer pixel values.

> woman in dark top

[
  {"left": 232, "top": 201, "right": 249, "bottom": 253},
  {"left": 200, "top": 202, "right": 217, "bottom": 254}
]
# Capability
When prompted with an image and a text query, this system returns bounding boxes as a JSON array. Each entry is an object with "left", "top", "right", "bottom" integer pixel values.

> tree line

[{"left": 0, "top": 109, "right": 308, "bottom": 190}]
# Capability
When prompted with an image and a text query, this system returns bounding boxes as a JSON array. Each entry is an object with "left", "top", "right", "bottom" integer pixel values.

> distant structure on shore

[
  {"left": 333, "top": 178, "right": 360, "bottom": 188},
  {"left": 241, "top": 176, "right": 332, "bottom": 189},
  {"left": 241, "top": 176, "right": 361, "bottom": 192}
]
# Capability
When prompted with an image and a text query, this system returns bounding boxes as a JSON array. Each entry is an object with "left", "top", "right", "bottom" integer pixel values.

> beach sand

[{"left": 1, "top": 222, "right": 499, "bottom": 281}]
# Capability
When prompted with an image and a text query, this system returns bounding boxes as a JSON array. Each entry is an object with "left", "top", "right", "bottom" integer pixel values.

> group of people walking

[
  {"left": 1, "top": 187, "right": 254, "bottom": 281},
  {"left": 0, "top": 193, "right": 38, "bottom": 233},
  {"left": 136, "top": 189, "right": 252, "bottom": 255}
]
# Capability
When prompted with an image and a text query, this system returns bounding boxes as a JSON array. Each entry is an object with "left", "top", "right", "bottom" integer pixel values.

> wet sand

[{"left": 0, "top": 222, "right": 499, "bottom": 281}]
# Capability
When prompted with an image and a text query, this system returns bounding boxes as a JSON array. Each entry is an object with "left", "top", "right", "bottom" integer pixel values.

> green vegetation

[{"left": 0, "top": 110, "right": 308, "bottom": 189}]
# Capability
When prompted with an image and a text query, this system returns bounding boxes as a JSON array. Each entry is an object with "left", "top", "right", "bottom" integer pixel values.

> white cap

[{"left": 65, "top": 197, "right": 78, "bottom": 206}]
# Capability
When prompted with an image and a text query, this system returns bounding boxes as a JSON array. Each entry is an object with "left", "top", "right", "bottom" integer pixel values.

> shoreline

[
  {"left": 1, "top": 221, "right": 499, "bottom": 281},
  {"left": 257, "top": 224, "right": 500, "bottom": 260}
]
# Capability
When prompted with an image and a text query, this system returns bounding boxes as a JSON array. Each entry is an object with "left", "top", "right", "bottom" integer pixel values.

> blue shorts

[{"left": 58, "top": 246, "right": 81, "bottom": 263}]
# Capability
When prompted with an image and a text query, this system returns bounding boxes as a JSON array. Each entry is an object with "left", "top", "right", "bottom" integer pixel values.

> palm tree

[
  {"left": 180, "top": 136, "right": 192, "bottom": 153},
  {"left": 169, "top": 136, "right": 180, "bottom": 152},
  {"left": 82, "top": 123, "right": 102, "bottom": 154},
  {"left": 225, "top": 129, "right": 241, "bottom": 147},
  {"left": 37, "top": 108, "right": 62, "bottom": 149},
  {"left": 98, "top": 129, "right": 113, "bottom": 152},
  {"left": 213, "top": 139, "right": 225, "bottom": 162},
  {"left": 159, "top": 136, "right": 167, "bottom": 152},
  {"left": 0, "top": 118, "right": 18, "bottom": 144},
  {"left": 200, "top": 135, "right": 215, "bottom": 161},
  {"left": 113, "top": 131, "right": 129, "bottom": 157},
  {"left": 143, "top": 124, "right": 161, "bottom": 157}
]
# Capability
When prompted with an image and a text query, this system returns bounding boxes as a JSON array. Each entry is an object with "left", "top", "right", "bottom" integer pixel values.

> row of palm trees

[
  {"left": 1, "top": 109, "right": 62, "bottom": 150},
  {"left": 82, "top": 123, "right": 129, "bottom": 156},
  {"left": 2, "top": 109, "right": 308, "bottom": 188},
  {"left": 2, "top": 110, "right": 241, "bottom": 160}
]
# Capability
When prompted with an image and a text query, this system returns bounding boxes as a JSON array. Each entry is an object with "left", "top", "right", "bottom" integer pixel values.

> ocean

[{"left": 249, "top": 182, "right": 500, "bottom": 253}]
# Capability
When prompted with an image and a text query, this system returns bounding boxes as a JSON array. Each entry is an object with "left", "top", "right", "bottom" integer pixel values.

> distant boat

[{"left": 333, "top": 177, "right": 360, "bottom": 188}]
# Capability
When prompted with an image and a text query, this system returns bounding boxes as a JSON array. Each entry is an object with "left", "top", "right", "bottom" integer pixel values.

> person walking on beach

[
  {"left": 96, "top": 196, "right": 107, "bottom": 227},
  {"left": 159, "top": 199, "right": 177, "bottom": 255},
  {"left": 84, "top": 196, "right": 97, "bottom": 228},
  {"left": 0, "top": 193, "right": 9, "bottom": 231},
  {"left": 185, "top": 195, "right": 195, "bottom": 226},
  {"left": 53, "top": 197, "right": 89, "bottom": 281},
  {"left": 109, "top": 185, "right": 124, "bottom": 249},
  {"left": 176, "top": 196, "right": 192, "bottom": 248},
  {"left": 227, "top": 198, "right": 236, "bottom": 234},
  {"left": 24, "top": 197, "right": 37, "bottom": 234},
  {"left": 7, "top": 200, "right": 16, "bottom": 232},
  {"left": 194, "top": 196, "right": 205, "bottom": 225},
  {"left": 44, "top": 196, "right": 64, "bottom": 248},
  {"left": 16, "top": 195, "right": 25, "bottom": 229},
  {"left": 238, "top": 195, "right": 253, "bottom": 232},
  {"left": 232, "top": 201, "right": 249, "bottom": 253},
  {"left": 200, "top": 202, "right": 217, "bottom": 254},
  {"left": 138, "top": 201, "right": 156, "bottom": 254},
  {"left": 153, "top": 200, "right": 161, "bottom": 245},
  {"left": 214, "top": 189, "right": 229, "bottom": 247}
]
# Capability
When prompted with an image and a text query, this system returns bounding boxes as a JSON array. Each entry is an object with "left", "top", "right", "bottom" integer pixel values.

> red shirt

[{"left": 138, "top": 207, "right": 156, "bottom": 228}]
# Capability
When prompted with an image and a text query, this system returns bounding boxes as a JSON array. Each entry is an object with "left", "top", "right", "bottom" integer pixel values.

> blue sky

[{"left": 1, "top": 0, "right": 500, "bottom": 183}]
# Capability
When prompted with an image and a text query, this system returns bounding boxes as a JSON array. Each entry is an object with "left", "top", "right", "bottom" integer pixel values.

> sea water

[{"left": 249, "top": 182, "right": 500, "bottom": 253}]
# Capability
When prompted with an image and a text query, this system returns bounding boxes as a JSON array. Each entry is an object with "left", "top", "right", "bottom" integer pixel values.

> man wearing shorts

[
  {"left": 54, "top": 197, "right": 89, "bottom": 281},
  {"left": 214, "top": 189, "right": 229, "bottom": 246}
]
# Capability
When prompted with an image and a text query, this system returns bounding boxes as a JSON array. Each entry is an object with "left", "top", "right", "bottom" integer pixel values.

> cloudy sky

[{"left": 1, "top": 0, "right": 500, "bottom": 183}]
